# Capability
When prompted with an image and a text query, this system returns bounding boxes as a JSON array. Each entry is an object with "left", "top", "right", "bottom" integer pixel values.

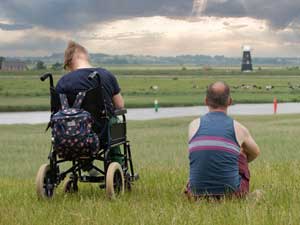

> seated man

[
  {"left": 185, "top": 81, "right": 260, "bottom": 199},
  {"left": 56, "top": 40, "right": 124, "bottom": 165}
]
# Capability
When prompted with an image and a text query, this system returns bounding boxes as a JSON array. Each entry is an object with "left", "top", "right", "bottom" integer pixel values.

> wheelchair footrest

[
  {"left": 79, "top": 175, "right": 105, "bottom": 183},
  {"left": 131, "top": 173, "right": 139, "bottom": 181}
]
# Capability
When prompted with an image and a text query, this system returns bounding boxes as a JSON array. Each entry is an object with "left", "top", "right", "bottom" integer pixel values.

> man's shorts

[
  {"left": 235, "top": 153, "right": 250, "bottom": 197},
  {"left": 184, "top": 153, "right": 250, "bottom": 200}
]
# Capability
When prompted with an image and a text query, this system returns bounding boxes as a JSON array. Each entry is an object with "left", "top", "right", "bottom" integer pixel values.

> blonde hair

[{"left": 63, "top": 41, "right": 88, "bottom": 70}]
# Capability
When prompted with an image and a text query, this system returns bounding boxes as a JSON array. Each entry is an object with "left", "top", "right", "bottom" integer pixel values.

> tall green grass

[{"left": 0, "top": 115, "right": 300, "bottom": 224}]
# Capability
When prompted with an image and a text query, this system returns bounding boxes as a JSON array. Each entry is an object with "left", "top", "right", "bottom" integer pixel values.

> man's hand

[{"left": 113, "top": 93, "right": 125, "bottom": 109}]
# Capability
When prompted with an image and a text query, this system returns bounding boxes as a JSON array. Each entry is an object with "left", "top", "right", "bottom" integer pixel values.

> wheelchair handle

[
  {"left": 88, "top": 71, "right": 100, "bottom": 80},
  {"left": 40, "top": 73, "right": 54, "bottom": 87}
]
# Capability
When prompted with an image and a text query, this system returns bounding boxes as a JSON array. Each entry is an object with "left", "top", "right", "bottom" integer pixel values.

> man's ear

[
  {"left": 228, "top": 97, "right": 233, "bottom": 106},
  {"left": 205, "top": 97, "right": 208, "bottom": 106}
]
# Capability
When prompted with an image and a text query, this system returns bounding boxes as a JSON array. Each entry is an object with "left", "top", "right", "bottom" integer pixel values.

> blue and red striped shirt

[{"left": 189, "top": 112, "right": 241, "bottom": 195}]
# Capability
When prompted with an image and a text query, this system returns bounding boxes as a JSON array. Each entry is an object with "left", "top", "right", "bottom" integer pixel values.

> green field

[
  {"left": 0, "top": 67, "right": 300, "bottom": 111},
  {"left": 1, "top": 115, "right": 300, "bottom": 224}
]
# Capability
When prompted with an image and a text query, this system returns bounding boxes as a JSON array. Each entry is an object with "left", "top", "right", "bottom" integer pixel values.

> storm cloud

[
  {"left": 0, "top": 34, "right": 66, "bottom": 51},
  {"left": 0, "top": 23, "right": 33, "bottom": 31},
  {"left": 204, "top": 0, "right": 246, "bottom": 17},
  {"left": 1, "top": 0, "right": 300, "bottom": 57},
  {"left": 0, "top": 0, "right": 299, "bottom": 30},
  {"left": 0, "top": 0, "right": 193, "bottom": 30},
  {"left": 203, "top": 0, "right": 300, "bottom": 29}
]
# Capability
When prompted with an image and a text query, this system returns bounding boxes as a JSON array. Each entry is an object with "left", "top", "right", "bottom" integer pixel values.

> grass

[
  {"left": 1, "top": 68, "right": 300, "bottom": 111},
  {"left": 0, "top": 115, "right": 300, "bottom": 224}
]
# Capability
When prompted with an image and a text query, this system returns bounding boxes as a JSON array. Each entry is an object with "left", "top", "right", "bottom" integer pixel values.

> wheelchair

[{"left": 35, "top": 71, "right": 138, "bottom": 199}]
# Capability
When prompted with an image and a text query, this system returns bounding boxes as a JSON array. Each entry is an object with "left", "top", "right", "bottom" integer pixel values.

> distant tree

[
  {"left": 36, "top": 61, "right": 46, "bottom": 70},
  {"left": 51, "top": 62, "right": 63, "bottom": 70},
  {"left": 112, "top": 56, "right": 128, "bottom": 64},
  {"left": 0, "top": 57, "right": 5, "bottom": 69}
]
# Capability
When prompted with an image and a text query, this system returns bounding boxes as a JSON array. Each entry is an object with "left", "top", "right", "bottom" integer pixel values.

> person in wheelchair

[
  {"left": 56, "top": 41, "right": 124, "bottom": 166},
  {"left": 36, "top": 41, "right": 138, "bottom": 199}
]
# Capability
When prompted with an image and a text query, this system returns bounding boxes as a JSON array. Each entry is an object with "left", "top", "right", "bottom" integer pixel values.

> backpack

[{"left": 51, "top": 92, "right": 99, "bottom": 159}]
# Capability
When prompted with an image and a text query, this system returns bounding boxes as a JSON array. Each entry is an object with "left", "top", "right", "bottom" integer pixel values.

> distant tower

[{"left": 241, "top": 45, "right": 253, "bottom": 72}]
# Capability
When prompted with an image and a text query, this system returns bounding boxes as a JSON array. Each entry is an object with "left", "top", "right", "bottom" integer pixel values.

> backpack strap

[
  {"left": 72, "top": 91, "right": 86, "bottom": 109},
  {"left": 59, "top": 94, "right": 69, "bottom": 110}
]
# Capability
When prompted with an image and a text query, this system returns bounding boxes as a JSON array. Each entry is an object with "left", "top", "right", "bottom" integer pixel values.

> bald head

[{"left": 206, "top": 81, "right": 231, "bottom": 109}]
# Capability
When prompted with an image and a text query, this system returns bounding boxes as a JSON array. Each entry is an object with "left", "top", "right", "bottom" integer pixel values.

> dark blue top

[
  {"left": 188, "top": 112, "right": 241, "bottom": 195},
  {"left": 56, "top": 68, "right": 121, "bottom": 115}
]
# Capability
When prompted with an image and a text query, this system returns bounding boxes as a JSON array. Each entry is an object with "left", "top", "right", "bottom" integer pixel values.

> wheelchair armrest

[{"left": 114, "top": 108, "right": 127, "bottom": 116}]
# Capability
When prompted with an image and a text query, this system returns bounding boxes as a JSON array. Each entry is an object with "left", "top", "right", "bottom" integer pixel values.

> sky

[{"left": 0, "top": 0, "right": 300, "bottom": 57}]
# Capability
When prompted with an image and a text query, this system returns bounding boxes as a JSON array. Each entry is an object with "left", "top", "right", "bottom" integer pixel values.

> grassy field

[
  {"left": 0, "top": 67, "right": 300, "bottom": 111},
  {"left": 0, "top": 115, "right": 300, "bottom": 224}
]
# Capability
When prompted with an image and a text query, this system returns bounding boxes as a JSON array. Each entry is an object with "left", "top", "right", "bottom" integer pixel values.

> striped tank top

[{"left": 189, "top": 112, "right": 241, "bottom": 195}]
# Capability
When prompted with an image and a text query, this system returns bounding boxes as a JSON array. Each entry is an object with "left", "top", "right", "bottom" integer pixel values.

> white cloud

[
  {"left": 1, "top": 16, "right": 300, "bottom": 57},
  {"left": 78, "top": 16, "right": 297, "bottom": 57}
]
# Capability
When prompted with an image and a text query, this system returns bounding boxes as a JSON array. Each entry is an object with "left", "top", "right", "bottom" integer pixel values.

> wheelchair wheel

[
  {"left": 106, "top": 162, "right": 124, "bottom": 199},
  {"left": 63, "top": 176, "right": 78, "bottom": 193},
  {"left": 36, "top": 164, "right": 55, "bottom": 198}
]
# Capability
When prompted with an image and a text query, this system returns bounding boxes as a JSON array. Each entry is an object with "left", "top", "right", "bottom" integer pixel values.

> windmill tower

[{"left": 241, "top": 45, "right": 253, "bottom": 72}]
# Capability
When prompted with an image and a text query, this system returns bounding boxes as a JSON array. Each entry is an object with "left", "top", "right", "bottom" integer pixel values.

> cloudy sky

[{"left": 0, "top": 0, "right": 300, "bottom": 57}]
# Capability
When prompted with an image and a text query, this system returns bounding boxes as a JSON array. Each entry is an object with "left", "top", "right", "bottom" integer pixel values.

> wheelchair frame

[{"left": 35, "top": 72, "right": 138, "bottom": 199}]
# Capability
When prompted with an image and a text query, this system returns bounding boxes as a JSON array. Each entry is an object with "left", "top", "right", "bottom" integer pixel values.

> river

[{"left": 0, "top": 103, "right": 299, "bottom": 125}]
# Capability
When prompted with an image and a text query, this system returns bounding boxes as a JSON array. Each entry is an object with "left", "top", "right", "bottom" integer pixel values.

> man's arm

[
  {"left": 113, "top": 93, "right": 124, "bottom": 109},
  {"left": 188, "top": 118, "right": 200, "bottom": 142},
  {"left": 242, "top": 129, "right": 260, "bottom": 162},
  {"left": 235, "top": 121, "right": 260, "bottom": 162}
]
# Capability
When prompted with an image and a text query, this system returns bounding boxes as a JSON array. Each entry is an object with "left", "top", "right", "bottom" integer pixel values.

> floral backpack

[{"left": 51, "top": 92, "right": 99, "bottom": 159}]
